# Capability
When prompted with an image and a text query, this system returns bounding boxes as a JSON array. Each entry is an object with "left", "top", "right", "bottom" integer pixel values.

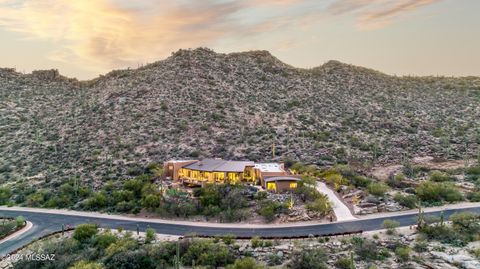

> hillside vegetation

[{"left": 1, "top": 48, "right": 480, "bottom": 190}]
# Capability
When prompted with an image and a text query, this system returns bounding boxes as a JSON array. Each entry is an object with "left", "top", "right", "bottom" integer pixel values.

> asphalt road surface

[{"left": 1, "top": 206, "right": 480, "bottom": 257}]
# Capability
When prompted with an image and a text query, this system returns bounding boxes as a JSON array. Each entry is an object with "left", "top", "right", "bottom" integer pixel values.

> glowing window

[
  {"left": 289, "top": 182, "right": 298, "bottom": 189},
  {"left": 267, "top": 182, "right": 277, "bottom": 191}
]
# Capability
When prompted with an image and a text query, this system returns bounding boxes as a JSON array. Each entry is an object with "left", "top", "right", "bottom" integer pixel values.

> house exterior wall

[
  {"left": 275, "top": 180, "right": 298, "bottom": 192},
  {"left": 163, "top": 160, "right": 198, "bottom": 180},
  {"left": 263, "top": 180, "right": 298, "bottom": 192},
  {"left": 260, "top": 171, "right": 289, "bottom": 178}
]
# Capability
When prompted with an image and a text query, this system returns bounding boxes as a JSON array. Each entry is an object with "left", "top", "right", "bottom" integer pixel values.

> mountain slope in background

[{"left": 1, "top": 48, "right": 479, "bottom": 188}]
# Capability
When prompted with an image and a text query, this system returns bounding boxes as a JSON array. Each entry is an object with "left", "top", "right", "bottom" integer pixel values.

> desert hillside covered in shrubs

[{"left": 1, "top": 48, "right": 479, "bottom": 190}]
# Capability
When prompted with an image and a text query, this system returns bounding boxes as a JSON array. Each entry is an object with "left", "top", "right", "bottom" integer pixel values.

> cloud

[
  {"left": 0, "top": 0, "right": 245, "bottom": 71},
  {"left": 328, "top": 0, "right": 378, "bottom": 15},
  {"left": 0, "top": 0, "right": 443, "bottom": 74},
  {"left": 357, "top": 0, "right": 442, "bottom": 29},
  {"left": 327, "top": 0, "right": 442, "bottom": 30}
]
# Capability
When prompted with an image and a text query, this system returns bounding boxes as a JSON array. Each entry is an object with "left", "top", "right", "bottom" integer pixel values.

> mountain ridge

[{"left": 3, "top": 48, "right": 477, "bottom": 83}]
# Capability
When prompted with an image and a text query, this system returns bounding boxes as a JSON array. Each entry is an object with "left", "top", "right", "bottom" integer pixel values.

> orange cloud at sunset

[{"left": 1, "top": 0, "right": 475, "bottom": 79}]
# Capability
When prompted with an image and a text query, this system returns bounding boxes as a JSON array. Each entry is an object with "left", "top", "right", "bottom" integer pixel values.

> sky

[{"left": 0, "top": 0, "right": 479, "bottom": 80}]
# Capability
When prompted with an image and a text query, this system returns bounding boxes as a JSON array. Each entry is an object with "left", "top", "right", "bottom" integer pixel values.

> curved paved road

[{"left": 1, "top": 206, "right": 480, "bottom": 257}]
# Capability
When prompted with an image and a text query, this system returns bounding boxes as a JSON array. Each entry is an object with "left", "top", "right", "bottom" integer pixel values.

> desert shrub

[
  {"left": 300, "top": 176, "right": 317, "bottom": 186},
  {"left": 393, "top": 193, "right": 417, "bottom": 209},
  {"left": 449, "top": 212, "right": 480, "bottom": 240},
  {"left": 142, "top": 194, "right": 160, "bottom": 210},
  {"left": 169, "top": 201, "right": 198, "bottom": 217},
  {"left": 395, "top": 247, "right": 411, "bottom": 262},
  {"left": 0, "top": 186, "right": 12, "bottom": 205},
  {"left": 145, "top": 228, "right": 156, "bottom": 243},
  {"left": 105, "top": 249, "right": 153, "bottom": 269},
  {"left": 418, "top": 224, "right": 459, "bottom": 245},
  {"left": 288, "top": 247, "right": 328, "bottom": 269},
  {"left": 306, "top": 194, "right": 332, "bottom": 215},
  {"left": 416, "top": 181, "right": 463, "bottom": 203},
  {"left": 351, "top": 175, "right": 372, "bottom": 188},
  {"left": 95, "top": 231, "right": 118, "bottom": 249},
  {"left": 367, "top": 182, "right": 389, "bottom": 197},
  {"left": 73, "top": 224, "right": 98, "bottom": 244},
  {"left": 351, "top": 237, "right": 380, "bottom": 260},
  {"left": 115, "top": 201, "right": 135, "bottom": 212},
  {"left": 467, "top": 191, "right": 480, "bottom": 202},
  {"left": 267, "top": 253, "right": 283, "bottom": 266},
  {"left": 123, "top": 179, "right": 144, "bottom": 198},
  {"left": 413, "top": 241, "right": 428, "bottom": 252},
  {"left": 471, "top": 248, "right": 480, "bottom": 259},
  {"left": 334, "top": 257, "right": 353, "bottom": 269},
  {"left": 112, "top": 190, "right": 134, "bottom": 204},
  {"left": 15, "top": 216, "right": 25, "bottom": 227},
  {"left": 70, "top": 260, "right": 104, "bottom": 269},
  {"left": 419, "top": 212, "right": 479, "bottom": 246},
  {"left": 258, "top": 200, "right": 285, "bottom": 222},
  {"left": 323, "top": 172, "right": 349, "bottom": 191},
  {"left": 465, "top": 165, "right": 480, "bottom": 181},
  {"left": 83, "top": 193, "right": 108, "bottom": 210},
  {"left": 387, "top": 173, "right": 406, "bottom": 188},
  {"left": 227, "top": 257, "right": 264, "bottom": 269},
  {"left": 251, "top": 236, "right": 262, "bottom": 248},
  {"left": 105, "top": 237, "right": 139, "bottom": 257},
  {"left": 429, "top": 170, "right": 452, "bottom": 182},
  {"left": 196, "top": 184, "right": 250, "bottom": 221},
  {"left": 222, "top": 234, "right": 236, "bottom": 245},
  {"left": 0, "top": 219, "right": 18, "bottom": 238},
  {"left": 383, "top": 219, "right": 400, "bottom": 235},
  {"left": 295, "top": 184, "right": 321, "bottom": 202},
  {"left": 181, "top": 239, "right": 234, "bottom": 267},
  {"left": 255, "top": 191, "right": 268, "bottom": 200},
  {"left": 26, "top": 189, "right": 51, "bottom": 207}
]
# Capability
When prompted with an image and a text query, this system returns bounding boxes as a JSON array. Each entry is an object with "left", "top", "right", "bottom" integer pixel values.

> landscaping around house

[
  {"left": 1, "top": 156, "right": 479, "bottom": 224},
  {"left": 0, "top": 216, "right": 26, "bottom": 240}
]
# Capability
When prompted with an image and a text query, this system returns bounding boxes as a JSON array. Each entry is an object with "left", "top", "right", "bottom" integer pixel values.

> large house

[{"left": 163, "top": 158, "right": 300, "bottom": 192}]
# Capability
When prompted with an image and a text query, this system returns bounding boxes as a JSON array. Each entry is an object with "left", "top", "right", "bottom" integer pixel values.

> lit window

[
  {"left": 267, "top": 182, "right": 277, "bottom": 191},
  {"left": 289, "top": 182, "right": 297, "bottom": 189}
]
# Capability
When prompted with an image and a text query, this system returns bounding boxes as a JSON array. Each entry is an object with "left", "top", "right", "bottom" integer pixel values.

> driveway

[{"left": 315, "top": 181, "right": 356, "bottom": 221}]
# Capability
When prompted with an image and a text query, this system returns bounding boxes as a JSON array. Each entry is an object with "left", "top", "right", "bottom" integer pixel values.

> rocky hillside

[{"left": 1, "top": 48, "right": 479, "bottom": 187}]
